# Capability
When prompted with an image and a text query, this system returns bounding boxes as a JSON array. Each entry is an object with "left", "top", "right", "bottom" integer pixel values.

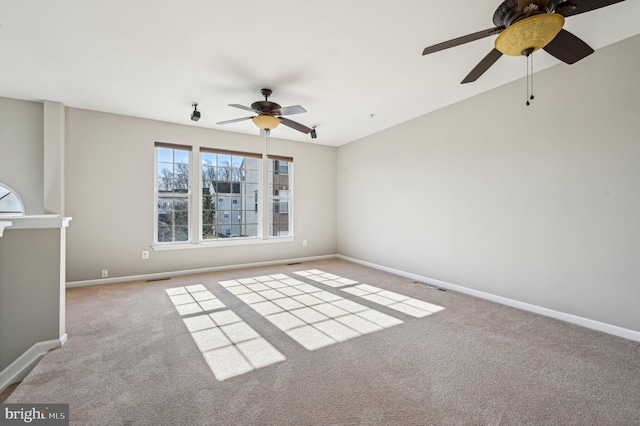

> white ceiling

[{"left": 1, "top": 1, "right": 638, "bottom": 147}]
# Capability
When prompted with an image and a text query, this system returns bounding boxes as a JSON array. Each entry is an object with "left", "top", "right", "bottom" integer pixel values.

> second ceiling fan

[{"left": 422, "top": 0, "right": 625, "bottom": 83}]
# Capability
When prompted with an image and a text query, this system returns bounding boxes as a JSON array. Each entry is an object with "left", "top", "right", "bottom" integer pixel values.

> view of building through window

[
  {"left": 202, "top": 151, "right": 260, "bottom": 240},
  {"left": 269, "top": 158, "right": 292, "bottom": 237}
]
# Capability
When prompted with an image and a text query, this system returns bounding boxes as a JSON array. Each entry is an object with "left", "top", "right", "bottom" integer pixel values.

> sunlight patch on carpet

[
  {"left": 165, "top": 270, "right": 443, "bottom": 381},
  {"left": 295, "top": 270, "right": 444, "bottom": 318},
  {"left": 165, "top": 285, "right": 226, "bottom": 315},
  {"left": 219, "top": 273, "right": 404, "bottom": 350},
  {"left": 182, "top": 310, "right": 285, "bottom": 381}
]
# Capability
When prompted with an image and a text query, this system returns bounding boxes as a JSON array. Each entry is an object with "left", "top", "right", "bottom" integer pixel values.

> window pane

[
  {"left": 218, "top": 154, "right": 231, "bottom": 167},
  {"left": 174, "top": 198, "right": 188, "bottom": 210},
  {"left": 174, "top": 150, "right": 189, "bottom": 164},
  {"left": 156, "top": 147, "right": 190, "bottom": 244},
  {"left": 175, "top": 226, "right": 189, "bottom": 241},
  {"left": 157, "top": 224, "right": 173, "bottom": 242},
  {"left": 268, "top": 158, "right": 292, "bottom": 238},
  {"left": 175, "top": 211, "right": 189, "bottom": 226},
  {"left": 202, "top": 165, "right": 213, "bottom": 181},
  {"left": 201, "top": 150, "right": 262, "bottom": 240},
  {"left": 158, "top": 148, "right": 173, "bottom": 163},
  {"left": 214, "top": 167, "right": 228, "bottom": 181},
  {"left": 202, "top": 152, "right": 215, "bottom": 165},
  {"left": 0, "top": 184, "right": 25, "bottom": 216},
  {"left": 158, "top": 162, "right": 173, "bottom": 178},
  {"left": 231, "top": 156, "right": 243, "bottom": 168},
  {"left": 245, "top": 157, "right": 259, "bottom": 170}
]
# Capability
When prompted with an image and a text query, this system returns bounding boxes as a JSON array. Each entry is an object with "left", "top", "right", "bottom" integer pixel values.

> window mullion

[{"left": 260, "top": 156, "right": 271, "bottom": 240}]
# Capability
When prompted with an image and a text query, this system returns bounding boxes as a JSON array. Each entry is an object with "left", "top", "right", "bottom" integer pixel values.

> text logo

[{"left": 0, "top": 404, "right": 69, "bottom": 426}]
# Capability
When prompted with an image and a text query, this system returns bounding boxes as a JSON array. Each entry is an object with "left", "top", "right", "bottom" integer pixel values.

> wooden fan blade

[
  {"left": 558, "top": 0, "right": 625, "bottom": 17},
  {"left": 543, "top": 29, "right": 594, "bottom": 64},
  {"left": 216, "top": 116, "right": 254, "bottom": 125},
  {"left": 280, "top": 117, "right": 311, "bottom": 134},
  {"left": 422, "top": 26, "right": 505, "bottom": 55},
  {"left": 278, "top": 105, "right": 307, "bottom": 116},
  {"left": 461, "top": 48, "right": 503, "bottom": 84},
  {"left": 229, "top": 104, "right": 256, "bottom": 112}
]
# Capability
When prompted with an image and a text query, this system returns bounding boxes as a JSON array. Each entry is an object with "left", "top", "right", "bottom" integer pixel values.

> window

[
  {"left": 155, "top": 143, "right": 191, "bottom": 243},
  {"left": 201, "top": 148, "right": 261, "bottom": 240},
  {"left": 154, "top": 144, "right": 293, "bottom": 246},
  {"left": 0, "top": 183, "right": 25, "bottom": 216},
  {"left": 268, "top": 156, "right": 292, "bottom": 237}
]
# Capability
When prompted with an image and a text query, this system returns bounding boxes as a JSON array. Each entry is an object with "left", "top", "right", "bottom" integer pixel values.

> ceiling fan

[
  {"left": 217, "top": 88, "right": 315, "bottom": 137},
  {"left": 422, "top": 0, "right": 625, "bottom": 84}
]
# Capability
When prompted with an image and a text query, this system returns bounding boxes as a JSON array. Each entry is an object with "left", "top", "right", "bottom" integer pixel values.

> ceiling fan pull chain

[
  {"left": 266, "top": 130, "right": 271, "bottom": 156},
  {"left": 526, "top": 55, "right": 530, "bottom": 106},
  {"left": 530, "top": 52, "right": 535, "bottom": 102}
]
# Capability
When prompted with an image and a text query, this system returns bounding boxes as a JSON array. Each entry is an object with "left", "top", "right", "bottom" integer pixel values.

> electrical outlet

[
  {"left": 142, "top": 251, "right": 149, "bottom": 260},
  {"left": 101, "top": 269, "right": 108, "bottom": 278},
  {"left": 303, "top": 240, "right": 308, "bottom": 247}
]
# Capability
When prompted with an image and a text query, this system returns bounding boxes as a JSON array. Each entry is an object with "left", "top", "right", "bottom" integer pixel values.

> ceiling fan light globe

[
  {"left": 495, "top": 13, "right": 564, "bottom": 56},
  {"left": 252, "top": 115, "right": 281, "bottom": 130}
]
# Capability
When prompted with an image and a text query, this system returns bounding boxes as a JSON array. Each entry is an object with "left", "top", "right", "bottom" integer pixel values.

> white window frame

[
  {"left": 199, "top": 148, "right": 263, "bottom": 243},
  {"left": 152, "top": 144, "right": 294, "bottom": 251},
  {"left": 154, "top": 142, "right": 192, "bottom": 245},
  {"left": 267, "top": 156, "right": 293, "bottom": 239}
]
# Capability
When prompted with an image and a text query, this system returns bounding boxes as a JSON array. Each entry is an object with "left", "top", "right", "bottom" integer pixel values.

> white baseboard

[
  {"left": 66, "top": 255, "right": 337, "bottom": 288},
  {"left": 338, "top": 255, "right": 640, "bottom": 343},
  {"left": 0, "top": 334, "right": 68, "bottom": 394}
]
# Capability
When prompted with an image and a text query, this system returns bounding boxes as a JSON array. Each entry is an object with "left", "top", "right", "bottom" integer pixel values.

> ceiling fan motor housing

[{"left": 251, "top": 100, "right": 282, "bottom": 116}]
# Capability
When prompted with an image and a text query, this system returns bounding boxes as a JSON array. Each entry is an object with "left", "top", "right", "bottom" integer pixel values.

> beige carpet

[{"left": 6, "top": 258, "right": 640, "bottom": 425}]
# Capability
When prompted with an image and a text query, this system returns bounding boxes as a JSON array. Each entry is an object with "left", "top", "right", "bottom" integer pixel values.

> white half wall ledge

[
  {"left": 0, "top": 334, "right": 68, "bottom": 394},
  {"left": 1, "top": 215, "right": 72, "bottom": 230},
  {"left": 337, "top": 255, "right": 640, "bottom": 343},
  {"left": 66, "top": 254, "right": 337, "bottom": 288}
]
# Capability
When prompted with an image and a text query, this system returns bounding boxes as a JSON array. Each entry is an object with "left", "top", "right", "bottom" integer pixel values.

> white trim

[
  {"left": 153, "top": 236, "right": 294, "bottom": 251},
  {"left": 0, "top": 334, "right": 67, "bottom": 394},
  {"left": 66, "top": 254, "right": 337, "bottom": 288},
  {"left": 0, "top": 215, "right": 71, "bottom": 230},
  {"left": 154, "top": 146, "right": 193, "bottom": 245},
  {"left": 0, "top": 221, "right": 12, "bottom": 237},
  {"left": 337, "top": 254, "right": 640, "bottom": 343}
]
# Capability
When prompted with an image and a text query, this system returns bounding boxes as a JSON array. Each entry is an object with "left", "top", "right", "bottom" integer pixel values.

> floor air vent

[{"left": 146, "top": 277, "right": 171, "bottom": 282}]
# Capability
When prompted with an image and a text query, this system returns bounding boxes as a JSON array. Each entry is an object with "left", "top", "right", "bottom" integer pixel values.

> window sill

[{"left": 152, "top": 237, "right": 294, "bottom": 251}]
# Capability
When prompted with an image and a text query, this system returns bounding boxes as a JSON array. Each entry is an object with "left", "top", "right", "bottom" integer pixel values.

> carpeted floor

[{"left": 6, "top": 258, "right": 640, "bottom": 425}]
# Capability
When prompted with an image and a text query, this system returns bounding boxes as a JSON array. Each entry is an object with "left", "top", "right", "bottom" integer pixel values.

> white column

[{"left": 43, "top": 101, "right": 65, "bottom": 215}]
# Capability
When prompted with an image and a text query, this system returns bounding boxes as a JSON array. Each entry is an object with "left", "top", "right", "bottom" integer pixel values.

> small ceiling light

[
  {"left": 191, "top": 103, "right": 200, "bottom": 122},
  {"left": 252, "top": 115, "right": 280, "bottom": 131}
]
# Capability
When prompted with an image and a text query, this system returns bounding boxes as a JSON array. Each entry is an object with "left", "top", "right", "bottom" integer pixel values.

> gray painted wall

[
  {"left": 337, "top": 35, "right": 640, "bottom": 332},
  {"left": 0, "top": 97, "right": 44, "bottom": 214},
  {"left": 0, "top": 228, "right": 62, "bottom": 371},
  {"left": 64, "top": 109, "right": 337, "bottom": 282}
]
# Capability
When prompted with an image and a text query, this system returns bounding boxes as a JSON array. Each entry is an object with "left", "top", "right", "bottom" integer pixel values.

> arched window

[{"left": 0, "top": 183, "right": 25, "bottom": 216}]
